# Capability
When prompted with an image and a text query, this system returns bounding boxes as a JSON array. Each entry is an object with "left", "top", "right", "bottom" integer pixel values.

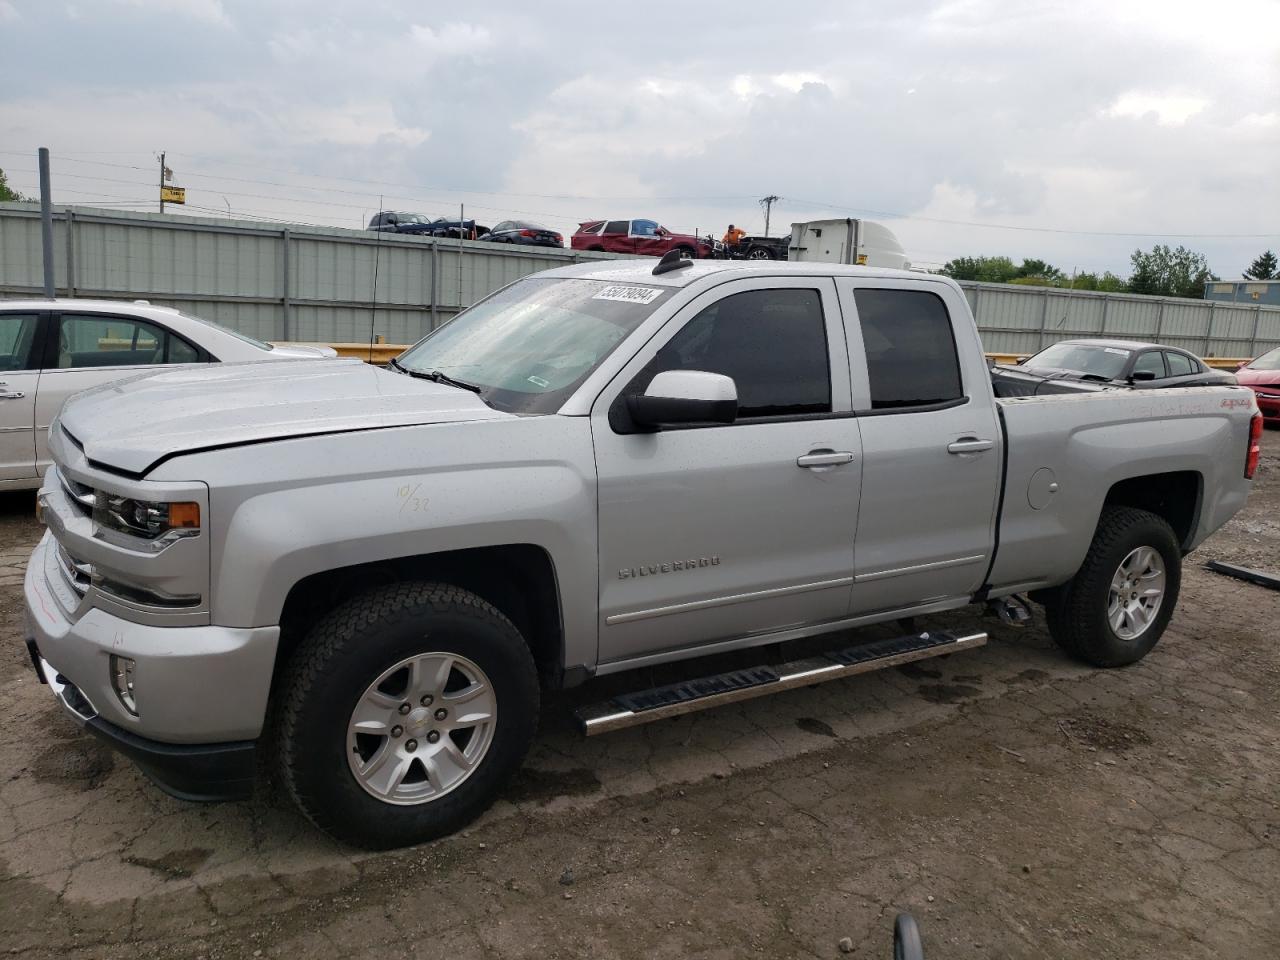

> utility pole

[
  {"left": 38, "top": 148, "right": 55, "bottom": 298},
  {"left": 759, "top": 195, "right": 780, "bottom": 237},
  {"left": 158, "top": 151, "right": 166, "bottom": 213}
]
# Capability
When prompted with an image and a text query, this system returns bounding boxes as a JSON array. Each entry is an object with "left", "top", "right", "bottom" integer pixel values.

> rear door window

[
  {"left": 603, "top": 220, "right": 628, "bottom": 235},
  {"left": 1165, "top": 352, "right": 1195, "bottom": 376},
  {"left": 853, "top": 290, "right": 963, "bottom": 409},
  {"left": 0, "top": 314, "right": 40, "bottom": 371},
  {"left": 55, "top": 314, "right": 191, "bottom": 369}
]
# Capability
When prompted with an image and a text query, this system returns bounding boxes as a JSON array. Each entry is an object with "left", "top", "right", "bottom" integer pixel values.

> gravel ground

[{"left": 2, "top": 435, "right": 1279, "bottom": 959}]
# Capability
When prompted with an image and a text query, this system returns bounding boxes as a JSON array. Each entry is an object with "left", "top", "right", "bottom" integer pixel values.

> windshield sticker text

[{"left": 593, "top": 285, "right": 664, "bottom": 305}]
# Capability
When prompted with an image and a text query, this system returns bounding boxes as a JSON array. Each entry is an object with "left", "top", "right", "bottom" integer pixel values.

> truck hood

[{"left": 58, "top": 358, "right": 512, "bottom": 476}]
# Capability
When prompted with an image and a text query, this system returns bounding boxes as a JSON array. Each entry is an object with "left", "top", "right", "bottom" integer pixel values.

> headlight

[{"left": 93, "top": 493, "right": 200, "bottom": 545}]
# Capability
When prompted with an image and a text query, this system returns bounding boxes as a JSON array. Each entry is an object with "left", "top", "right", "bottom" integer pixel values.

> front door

[
  {"left": 835, "top": 280, "right": 1002, "bottom": 614},
  {"left": 592, "top": 277, "right": 862, "bottom": 666},
  {"left": 0, "top": 312, "right": 43, "bottom": 481},
  {"left": 34, "top": 311, "right": 200, "bottom": 474}
]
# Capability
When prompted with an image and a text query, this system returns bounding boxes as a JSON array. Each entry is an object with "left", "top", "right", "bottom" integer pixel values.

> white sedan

[{"left": 0, "top": 298, "right": 336, "bottom": 489}]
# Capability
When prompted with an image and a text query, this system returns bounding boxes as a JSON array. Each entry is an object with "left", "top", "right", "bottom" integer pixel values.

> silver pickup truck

[{"left": 23, "top": 256, "right": 1261, "bottom": 849}]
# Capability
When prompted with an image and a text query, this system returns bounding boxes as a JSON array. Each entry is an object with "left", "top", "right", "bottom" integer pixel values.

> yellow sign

[{"left": 161, "top": 185, "right": 186, "bottom": 204}]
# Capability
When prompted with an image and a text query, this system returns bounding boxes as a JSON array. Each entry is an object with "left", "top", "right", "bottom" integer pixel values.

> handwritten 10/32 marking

[{"left": 397, "top": 483, "right": 429, "bottom": 514}]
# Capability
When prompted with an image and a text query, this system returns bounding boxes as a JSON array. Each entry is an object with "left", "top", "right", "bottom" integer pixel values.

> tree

[
  {"left": 1015, "top": 258, "right": 1064, "bottom": 283},
  {"left": 1128, "top": 245, "right": 1217, "bottom": 298},
  {"left": 1244, "top": 250, "right": 1278, "bottom": 280},
  {"left": 940, "top": 256, "right": 1019, "bottom": 283},
  {"left": 0, "top": 168, "right": 29, "bottom": 203}
]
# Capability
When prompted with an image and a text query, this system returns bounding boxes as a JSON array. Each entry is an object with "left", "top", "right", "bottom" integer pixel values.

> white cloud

[
  {"left": 1105, "top": 92, "right": 1210, "bottom": 126},
  {"left": 409, "top": 22, "right": 492, "bottom": 56},
  {"left": 108, "top": 0, "right": 228, "bottom": 25},
  {"left": 0, "top": 1, "right": 19, "bottom": 22}
]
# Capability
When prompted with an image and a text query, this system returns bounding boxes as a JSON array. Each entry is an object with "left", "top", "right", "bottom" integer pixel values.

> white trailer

[{"left": 788, "top": 218, "right": 910, "bottom": 270}]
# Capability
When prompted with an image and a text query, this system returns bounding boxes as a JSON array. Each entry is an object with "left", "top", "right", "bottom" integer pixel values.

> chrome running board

[{"left": 576, "top": 629, "right": 987, "bottom": 736}]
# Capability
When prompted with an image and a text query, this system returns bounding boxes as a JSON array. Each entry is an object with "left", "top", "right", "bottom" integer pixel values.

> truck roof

[{"left": 536, "top": 258, "right": 933, "bottom": 288}]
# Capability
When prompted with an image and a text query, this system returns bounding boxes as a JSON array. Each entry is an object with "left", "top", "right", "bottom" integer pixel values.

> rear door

[
  {"left": 0, "top": 311, "right": 45, "bottom": 481},
  {"left": 835, "top": 280, "right": 1002, "bottom": 614},
  {"left": 34, "top": 311, "right": 204, "bottom": 473},
  {"left": 592, "top": 277, "right": 861, "bottom": 665},
  {"left": 601, "top": 220, "right": 634, "bottom": 255}
]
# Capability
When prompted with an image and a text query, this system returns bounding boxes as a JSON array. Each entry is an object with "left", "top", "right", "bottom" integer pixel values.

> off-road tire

[
  {"left": 1043, "top": 506, "right": 1181, "bottom": 667},
  {"left": 276, "top": 581, "right": 539, "bottom": 849}
]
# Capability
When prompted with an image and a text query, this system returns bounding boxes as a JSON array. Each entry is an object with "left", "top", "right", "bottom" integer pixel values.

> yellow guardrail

[{"left": 277, "top": 344, "right": 1251, "bottom": 372}]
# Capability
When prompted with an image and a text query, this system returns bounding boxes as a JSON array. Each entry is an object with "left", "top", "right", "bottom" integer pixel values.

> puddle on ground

[
  {"left": 1003, "top": 668, "right": 1050, "bottom": 685},
  {"left": 917, "top": 683, "right": 982, "bottom": 705},
  {"left": 897, "top": 662, "right": 943, "bottom": 680},
  {"left": 795, "top": 717, "right": 837, "bottom": 738},
  {"left": 123, "top": 848, "right": 213, "bottom": 880}
]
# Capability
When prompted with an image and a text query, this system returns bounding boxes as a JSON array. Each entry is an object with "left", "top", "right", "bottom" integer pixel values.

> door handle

[
  {"left": 947, "top": 438, "right": 994, "bottom": 454},
  {"left": 797, "top": 451, "right": 855, "bottom": 468}
]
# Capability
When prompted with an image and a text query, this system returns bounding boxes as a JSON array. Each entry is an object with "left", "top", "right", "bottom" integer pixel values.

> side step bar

[{"left": 576, "top": 629, "right": 987, "bottom": 735}]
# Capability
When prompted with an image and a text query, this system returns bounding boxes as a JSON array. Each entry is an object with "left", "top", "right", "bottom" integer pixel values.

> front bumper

[
  {"left": 24, "top": 531, "right": 280, "bottom": 798},
  {"left": 25, "top": 641, "right": 255, "bottom": 800}
]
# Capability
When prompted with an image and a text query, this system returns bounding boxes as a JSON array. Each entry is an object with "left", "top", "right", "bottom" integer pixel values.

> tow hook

[{"left": 986, "top": 594, "right": 1033, "bottom": 628}]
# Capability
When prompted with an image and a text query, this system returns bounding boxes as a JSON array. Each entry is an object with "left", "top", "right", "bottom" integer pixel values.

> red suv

[{"left": 572, "top": 219, "right": 714, "bottom": 258}]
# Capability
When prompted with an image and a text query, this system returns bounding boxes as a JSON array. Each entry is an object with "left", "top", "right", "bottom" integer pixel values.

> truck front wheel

[
  {"left": 277, "top": 582, "right": 539, "bottom": 849},
  {"left": 1042, "top": 506, "right": 1181, "bottom": 667}
]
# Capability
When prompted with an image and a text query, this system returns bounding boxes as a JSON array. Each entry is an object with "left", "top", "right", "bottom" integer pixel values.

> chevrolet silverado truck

[{"left": 24, "top": 254, "right": 1261, "bottom": 849}]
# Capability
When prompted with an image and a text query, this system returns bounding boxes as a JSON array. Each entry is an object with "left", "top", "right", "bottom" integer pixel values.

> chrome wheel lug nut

[
  {"left": 434, "top": 708, "right": 448, "bottom": 721},
  {"left": 405, "top": 739, "right": 418, "bottom": 752},
  {"left": 398, "top": 703, "right": 411, "bottom": 715},
  {"left": 427, "top": 730, "right": 440, "bottom": 744},
  {"left": 391, "top": 725, "right": 403, "bottom": 738},
  {"left": 420, "top": 694, "right": 434, "bottom": 707}
]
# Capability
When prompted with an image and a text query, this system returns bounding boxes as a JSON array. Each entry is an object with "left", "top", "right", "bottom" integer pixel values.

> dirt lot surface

[{"left": 3, "top": 438, "right": 1280, "bottom": 959}]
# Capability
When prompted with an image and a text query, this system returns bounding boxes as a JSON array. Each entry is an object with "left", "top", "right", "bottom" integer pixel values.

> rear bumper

[{"left": 25, "top": 639, "right": 255, "bottom": 801}]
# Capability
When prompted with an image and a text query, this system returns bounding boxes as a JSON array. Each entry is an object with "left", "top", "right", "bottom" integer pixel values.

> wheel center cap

[{"left": 407, "top": 706, "right": 432, "bottom": 732}]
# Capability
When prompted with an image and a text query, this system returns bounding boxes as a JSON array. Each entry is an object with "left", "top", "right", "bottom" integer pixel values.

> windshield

[
  {"left": 1247, "top": 347, "right": 1280, "bottom": 371},
  {"left": 180, "top": 311, "right": 272, "bottom": 351},
  {"left": 1026, "top": 342, "right": 1130, "bottom": 379},
  {"left": 396, "top": 277, "right": 672, "bottom": 414}
]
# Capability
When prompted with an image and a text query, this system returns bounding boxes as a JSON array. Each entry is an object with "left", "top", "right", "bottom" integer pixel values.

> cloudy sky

[{"left": 1, "top": 0, "right": 1277, "bottom": 276}]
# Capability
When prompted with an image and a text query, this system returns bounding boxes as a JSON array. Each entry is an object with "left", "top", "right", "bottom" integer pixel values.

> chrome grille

[
  {"left": 59, "top": 472, "right": 95, "bottom": 517},
  {"left": 55, "top": 544, "right": 92, "bottom": 598}
]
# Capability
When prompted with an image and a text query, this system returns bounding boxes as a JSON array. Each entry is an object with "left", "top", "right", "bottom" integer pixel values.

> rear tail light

[
  {"left": 1246, "top": 412, "right": 1263, "bottom": 479},
  {"left": 520, "top": 229, "right": 536, "bottom": 238},
  {"left": 553, "top": 233, "right": 562, "bottom": 243}
]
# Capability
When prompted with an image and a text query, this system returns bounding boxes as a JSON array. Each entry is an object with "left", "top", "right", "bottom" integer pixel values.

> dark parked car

[
  {"left": 481, "top": 220, "right": 563, "bottom": 248},
  {"left": 724, "top": 235, "right": 789, "bottom": 260},
  {"left": 571, "top": 219, "right": 714, "bottom": 258},
  {"left": 991, "top": 338, "right": 1234, "bottom": 397},
  {"left": 1233, "top": 347, "right": 1280, "bottom": 426},
  {"left": 367, "top": 212, "right": 488, "bottom": 240}
]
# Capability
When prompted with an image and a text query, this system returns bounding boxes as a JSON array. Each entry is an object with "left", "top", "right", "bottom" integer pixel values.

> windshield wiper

[{"left": 388, "top": 358, "right": 483, "bottom": 394}]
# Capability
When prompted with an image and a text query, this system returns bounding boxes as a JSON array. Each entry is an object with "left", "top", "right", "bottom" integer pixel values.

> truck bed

[{"left": 989, "top": 385, "right": 1255, "bottom": 596}]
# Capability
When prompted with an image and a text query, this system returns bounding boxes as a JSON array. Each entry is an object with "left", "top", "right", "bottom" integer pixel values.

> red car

[
  {"left": 1235, "top": 347, "right": 1280, "bottom": 425},
  {"left": 572, "top": 218, "right": 714, "bottom": 258}
]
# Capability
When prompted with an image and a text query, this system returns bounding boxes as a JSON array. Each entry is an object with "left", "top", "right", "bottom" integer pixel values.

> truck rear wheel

[
  {"left": 1043, "top": 506, "right": 1181, "bottom": 667},
  {"left": 277, "top": 582, "right": 538, "bottom": 849}
]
